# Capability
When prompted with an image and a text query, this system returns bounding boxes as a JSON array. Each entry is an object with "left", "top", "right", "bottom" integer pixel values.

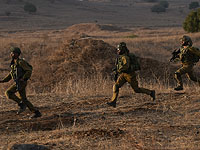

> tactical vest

[
  {"left": 180, "top": 47, "right": 200, "bottom": 64},
  {"left": 10, "top": 58, "right": 32, "bottom": 80}
]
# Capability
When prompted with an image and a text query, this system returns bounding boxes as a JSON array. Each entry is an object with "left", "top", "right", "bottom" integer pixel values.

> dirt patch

[
  {"left": 0, "top": 114, "right": 75, "bottom": 133},
  {"left": 74, "top": 128, "right": 125, "bottom": 139}
]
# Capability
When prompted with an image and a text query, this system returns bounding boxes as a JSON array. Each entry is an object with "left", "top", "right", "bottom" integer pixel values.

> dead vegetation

[{"left": 1, "top": 23, "right": 200, "bottom": 149}]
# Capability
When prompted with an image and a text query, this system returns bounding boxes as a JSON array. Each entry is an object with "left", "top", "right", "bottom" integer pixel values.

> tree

[
  {"left": 183, "top": 9, "right": 200, "bottom": 32},
  {"left": 24, "top": 2, "right": 37, "bottom": 13},
  {"left": 144, "top": 0, "right": 158, "bottom": 2},
  {"left": 159, "top": 1, "right": 169, "bottom": 8},
  {"left": 151, "top": 4, "right": 166, "bottom": 13},
  {"left": 189, "top": 2, "right": 199, "bottom": 10}
]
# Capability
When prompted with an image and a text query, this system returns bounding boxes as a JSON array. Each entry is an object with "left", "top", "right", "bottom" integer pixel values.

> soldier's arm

[
  {"left": 19, "top": 60, "right": 32, "bottom": 80},
  {"left": 118, "top": 56, "right": 130, "bottom": 72},
  {"left": 2, "top": 73, "right": 12, "bottom": 82},
  {"left": 189, "top": 47, "right": 200, "bottom": 57}
]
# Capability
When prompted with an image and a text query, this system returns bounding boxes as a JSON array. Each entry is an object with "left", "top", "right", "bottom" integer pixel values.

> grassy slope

[
  {"left": 0, "top": 0, "right": 200, "bottom": 149},
  {"left": 1, "top": 25, "right": 200, "bottom": 149},
  {"left": 0, "top": 0, "right": 191, "bottom": 31}
]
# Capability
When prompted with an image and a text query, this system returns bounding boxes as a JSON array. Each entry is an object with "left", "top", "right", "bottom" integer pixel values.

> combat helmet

[
  {"left": 117, "top": 42, "right": 129, "bottom": 54},
  {"left": 117, "top": 42, "right": 127, "bottom": 50},
  {"left": 10, "top": 47, "right": 21, "bottom": 55},
  {"left": 180, "top": 35, "right": 193, "bottom": 46}
]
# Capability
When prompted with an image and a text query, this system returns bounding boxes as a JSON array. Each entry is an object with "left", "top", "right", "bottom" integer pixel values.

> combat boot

[
  {"left": 30, "top": 110, "right": 42, "bottom": 119},
  {"left": 174, "top": 86, "right": 183, "bottom": 91},
  {"left": 17, "top": 102, "right": 27, "bottom": 115},
  {"left": 107, "top": 101, "right": 116, "bottom": 108},
  {"left": 150, "top": 90, "right": 156, "bottom": 101}
]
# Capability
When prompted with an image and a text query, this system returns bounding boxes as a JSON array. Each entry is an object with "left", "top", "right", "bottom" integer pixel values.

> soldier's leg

[
  {"left": 5, "top": 84, "right": 21, "bottom": 104},
  {"left": 174, "top": 65, "right": 188, "bottom": 89},
  {"left": 110, "top": 73, "right": 127, "bottom": 103},
  {"left": 18, "top": 81, "right": 37, "bottom": 112},
  {"left": 126, "top": 72, "right": 152, "bottom": 95}
]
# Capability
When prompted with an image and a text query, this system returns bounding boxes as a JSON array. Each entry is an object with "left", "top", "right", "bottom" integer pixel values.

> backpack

[
  {"left": 189, "top": 47, "right": 200, "bottom": 63},
  {"left": 128, "top": 53, "right": 141, "bottom": 71},
  {"left": 17, "top": 58, "right": 33, "bottom": 79}
]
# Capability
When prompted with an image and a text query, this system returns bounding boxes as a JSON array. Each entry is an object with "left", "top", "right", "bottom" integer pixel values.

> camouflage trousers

[
  {"left": 111, "top": 72, "right": 152, "bottom": 103},
  {"left": 5, "top": 81, "right": 37, "bottom": 112},
  {"left": 175, "top": 64, "right": 200, "bottom": 87}
]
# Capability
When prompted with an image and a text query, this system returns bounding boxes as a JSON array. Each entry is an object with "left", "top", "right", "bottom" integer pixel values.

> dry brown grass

[{"left": 1, "top": 24, "right": 200, "bottom": 149}]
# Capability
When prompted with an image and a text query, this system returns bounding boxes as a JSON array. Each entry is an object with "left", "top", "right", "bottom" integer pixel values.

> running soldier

[
  {"left": 107, "top": 42, "right": 156, "bottom": 108},
  {"left": 170, "top": 35, "right": 200, "bottom": 91},
  {"left": 0, "top": 47, "right": 42, "bottom": 118}
]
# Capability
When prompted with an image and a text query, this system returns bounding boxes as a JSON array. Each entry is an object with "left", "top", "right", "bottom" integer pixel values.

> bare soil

[{"left": 1, "top": 91, "right": 200, "bottom": 149}]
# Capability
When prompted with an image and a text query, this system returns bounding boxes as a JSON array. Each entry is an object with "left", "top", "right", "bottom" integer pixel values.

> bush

[
  {"left": 5, "top": 11, "right": 11, "bottom": 16},
  {"left": 144, "top": 0, "right": 158, "bottom": 2},
  {"left": 151, "top": 4, "right": 166, "bottom": 13},
  {"left": 24, "top": 2, "right": 37, "bottom": 13},
  {"left": 189, "top": 2, "right": 199, "bottom": 9},
  {"left": 183, "top": 9, "right": 200, "bottom": 32},
  {"left": 159, "top": 1, "right": 169, "bottom": 8}
]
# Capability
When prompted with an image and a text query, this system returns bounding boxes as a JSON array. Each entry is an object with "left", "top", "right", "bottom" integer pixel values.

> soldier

[
  {"left": 107, "top": 42, "right": 155, "bottom": 108},
  {"left": 0, "top": 47, "right": 42, "bottom": 118},
  {"left": 170, "top": 35, "right": 200, "bottom": 91}
]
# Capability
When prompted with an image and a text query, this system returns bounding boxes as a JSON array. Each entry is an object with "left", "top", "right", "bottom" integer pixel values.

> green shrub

[
  {"left": 151, "top": 4, "right": 166, "bottom": 13},
  {"left": 183, "top": 9, "right": 200, "bottom": 32},
  {"left": 159, "top": 1, "right": 169, "bottom": 8},
  {"left": 24, "top": 2, "right": 37, "bottom": 13},
  {"left": 189, "top": 2, "right": 199, "bottom": 9}
]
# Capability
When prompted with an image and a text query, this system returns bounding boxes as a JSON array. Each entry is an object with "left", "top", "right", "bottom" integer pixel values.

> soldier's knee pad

[{"left": 113, "top": 84, "right": 119, "bottom": 93}]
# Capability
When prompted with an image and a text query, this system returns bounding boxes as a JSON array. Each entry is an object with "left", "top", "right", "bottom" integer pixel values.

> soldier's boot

[
  {"left": 174, "top": 86, "right": 183, "bottom": 91},
  {"left": 30, "top": 110, "right": 42, "bottom": 119},
  {"left": 107, "top": 101, "right": 116, "bottom": 108},
  {"left": 150, "top": 90, "right": 156, "bottom": 101},
  {"left": 17, "top": 102, "right": 27, "bottom": 115}
]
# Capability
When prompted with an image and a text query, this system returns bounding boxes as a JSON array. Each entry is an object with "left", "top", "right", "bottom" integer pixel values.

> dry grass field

[
  {"left": 1, "top": 23, "right": 200, "bottom": 149},
  {"left": 1, "top": 0, "right": 200, "bottom": 149}
]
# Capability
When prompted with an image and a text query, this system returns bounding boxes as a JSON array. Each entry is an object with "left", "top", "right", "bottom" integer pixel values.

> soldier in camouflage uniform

[
  {"left": 0, "top": 47, "right": 41, "bottom": 118},
  {"left": 172, "top": 35, "right": 200, "bottom": 91},
  {"left": 107, "top": 42, "right": 155, "bottom": 108}
]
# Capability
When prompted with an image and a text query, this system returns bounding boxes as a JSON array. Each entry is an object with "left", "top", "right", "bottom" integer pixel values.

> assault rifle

[{"left": 169, "top": 49, "right": 180, "bottom": 62}]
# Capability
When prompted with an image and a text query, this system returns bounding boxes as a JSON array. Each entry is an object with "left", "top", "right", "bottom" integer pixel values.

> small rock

[{"left": 10, "top": 144, "right": 49, "bottom": 150}]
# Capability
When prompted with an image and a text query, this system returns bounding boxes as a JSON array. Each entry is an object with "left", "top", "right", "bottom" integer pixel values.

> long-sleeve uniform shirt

[
  {"left": 116, "top": 54, "right": 131, "bottom": 74},
  {"left": 2, "top": 58, "right": 32, "bottom": 82}
]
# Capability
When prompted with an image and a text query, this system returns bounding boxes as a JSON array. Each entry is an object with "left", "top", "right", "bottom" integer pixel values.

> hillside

[
  {"left": 0, "top": 0, "right": 192, "bottom": 31},
  {"left": 1, "top": 23, "right": 200, "bottom": 149}
]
